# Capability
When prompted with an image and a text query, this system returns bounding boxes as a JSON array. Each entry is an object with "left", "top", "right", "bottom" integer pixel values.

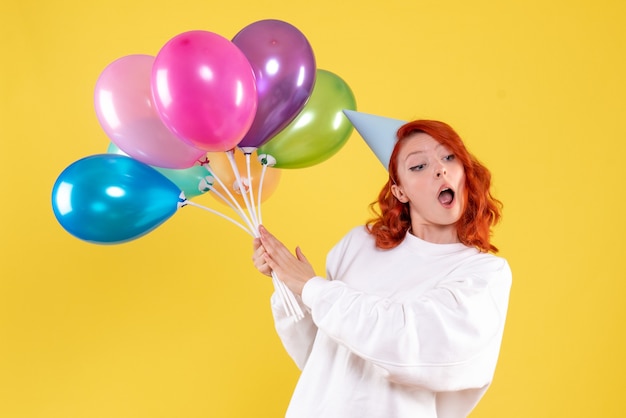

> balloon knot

[
  {"left": 178, "top": 192, "right": 188, "bottom": 208},
  {"left": 257, "top": 153, "right": 276, "bottom": 167},
  {"left": 239, "top": 146, "right": 257, "bottom": 155}
]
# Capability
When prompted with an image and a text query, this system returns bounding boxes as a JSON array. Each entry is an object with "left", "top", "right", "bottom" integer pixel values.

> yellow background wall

[{"left": 2, "top": 0, "right": 625, "bottom": 417}]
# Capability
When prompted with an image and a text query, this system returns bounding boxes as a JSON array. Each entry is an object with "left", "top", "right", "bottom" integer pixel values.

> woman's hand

[
  {"left": 255, "top": 225, "right": 316, "bottom": 295},
  {"left": 252, "top": 236, "right": 272, "bottom": 277}
]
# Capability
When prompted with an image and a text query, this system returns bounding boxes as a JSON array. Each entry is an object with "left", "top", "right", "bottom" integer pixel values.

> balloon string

[
  {"left": 281, "top": 275, "right": 304, "bottom": 321},
  {"left": 203, "top": 161, "right": 248, "bottom": 216},
  {"left": 234, "top": 150, "right": 303, "bottom": 321},
  {"left": 243, "top": 152, "right": 260, "bottom": 228},
  {"left": 201, "top": 150, "right": 303, "bottom": 321},
  {"left": 256, "top": 158, "right": 304, "bottom": 321},
  {"left": 257, "top": 163, "right": 268, "bottom": 225},
  {"left": 205, "top": 185, "right": 257, "bottom": 229},
  {"left": 226, "top": 150, "right": 259, "bottom": 229},
  {"left": 182, "top": 200, "right": 254, "bottom": 237},
  {"left": 256, "top": 153, "right": 277, "bottom": 226},
  {"left": 272, "top": 272, "right": 297, "bottom": 318},
  {"left": 217, "top": 149, "right": 289, "bottom": 318},
  {"left": 253, "top": 159, "right": 303, "bottom": 320},
  {"left": 203, "top": 162, "right": 256, "bottom": 234}
]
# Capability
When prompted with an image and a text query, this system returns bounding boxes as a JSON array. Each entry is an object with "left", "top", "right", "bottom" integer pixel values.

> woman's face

[{"left": 391, "top": 132, "right": 466, "bottom": 242}]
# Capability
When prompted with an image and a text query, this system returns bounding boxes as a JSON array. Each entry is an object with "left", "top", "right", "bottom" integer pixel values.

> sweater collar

[{"left": 401, "top": 231, "right": 474, "bottom": 256}]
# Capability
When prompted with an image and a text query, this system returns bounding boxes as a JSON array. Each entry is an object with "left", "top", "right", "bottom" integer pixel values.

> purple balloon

[{"left": 233, "top": 20, "right": 316, "bottom": 149}]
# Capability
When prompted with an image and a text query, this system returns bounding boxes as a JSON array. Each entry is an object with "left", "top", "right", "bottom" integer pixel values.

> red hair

[{"left": 367, "top": 120, "right": 502, "bottom": 253}]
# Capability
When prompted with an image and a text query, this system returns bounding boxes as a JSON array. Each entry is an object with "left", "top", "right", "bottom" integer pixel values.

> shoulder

[
  {"left": 460, "top": 251, "right": 512, "bottom": 286},
  {"left": 332, "top": 225, "right": 374, "bottom": 250},
  {"left": 467, "top": 251, "right": 510, "bottom": 271},
  {"left": 326, "top": 225, "right": 376, "bottom": 261},
  {"left": 324, "top": 226, "right": 379, "bottom": 281}
]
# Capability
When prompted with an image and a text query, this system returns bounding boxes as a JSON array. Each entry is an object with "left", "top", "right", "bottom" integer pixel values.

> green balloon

[
  {"left": 107, "top": 143, "right": 212, "bottom": 199},
  {"left": 258, "top": 69, "right": 357, "bottom": 169},
  {"left": 153, "top": 164, "right": 212, "bottom": 199}
]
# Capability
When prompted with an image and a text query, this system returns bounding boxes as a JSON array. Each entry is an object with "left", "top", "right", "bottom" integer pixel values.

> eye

[
  {"left": 443, "top": 154, "right": 455, "bottom": 162},
  {"left": 409, "top": 163, "right": 426, "bottom": 171}
]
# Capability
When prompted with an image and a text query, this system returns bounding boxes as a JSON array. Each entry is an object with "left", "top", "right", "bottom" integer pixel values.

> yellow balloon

[{"left": 205, "top": 149, "right": 281, "bottom": 208}]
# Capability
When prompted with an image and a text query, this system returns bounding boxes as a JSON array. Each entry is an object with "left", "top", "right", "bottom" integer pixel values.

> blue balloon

[{"left": 51, "top": 154, "right": 182, "bottom": 244}]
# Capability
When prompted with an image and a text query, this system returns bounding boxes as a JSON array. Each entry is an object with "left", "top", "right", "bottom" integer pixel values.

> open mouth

[{"left": 438, "top": 187, "right": 455, "bottom": 206}]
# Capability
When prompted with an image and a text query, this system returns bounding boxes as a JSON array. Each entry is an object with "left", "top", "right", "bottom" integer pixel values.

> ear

[{"left": 391, "top": 184, "right": 409, "bottom": 203}]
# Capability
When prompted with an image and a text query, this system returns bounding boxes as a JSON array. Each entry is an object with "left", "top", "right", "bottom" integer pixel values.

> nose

[{"left": 435, "top": 164, "right": 447, "bottom": 178}]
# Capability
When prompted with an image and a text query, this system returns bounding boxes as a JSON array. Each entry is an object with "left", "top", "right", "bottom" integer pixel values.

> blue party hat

[{"left": 343, "top": 109, "right": 406, "bottom": 170}]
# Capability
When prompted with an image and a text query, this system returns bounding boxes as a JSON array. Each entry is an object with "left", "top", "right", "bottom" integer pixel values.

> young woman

[{"left": 253, "top": 120, "right": 512, "bottom": 417}]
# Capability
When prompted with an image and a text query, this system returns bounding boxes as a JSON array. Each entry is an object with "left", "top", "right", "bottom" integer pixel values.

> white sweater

[{"left": 271, "top": 226, "right": 512, "bottom": 418}]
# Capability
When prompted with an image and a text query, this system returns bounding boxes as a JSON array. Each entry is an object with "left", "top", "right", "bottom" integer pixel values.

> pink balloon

[
  {"left": 151, "top": 31, "right": 258, "bottom": 152},
  {"left": 94, "top": 54, "right": 207, "bottom": 169}
]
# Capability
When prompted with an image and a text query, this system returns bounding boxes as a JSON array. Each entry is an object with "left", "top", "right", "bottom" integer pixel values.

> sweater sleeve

[
  {"left": 270, "top": 291, "right": 319, "bottom": 370},
  {"left": 300, "top": 260, "right": 512, "bottom": 392}
]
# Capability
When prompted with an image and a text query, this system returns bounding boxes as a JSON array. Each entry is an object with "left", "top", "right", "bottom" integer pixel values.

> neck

[{"left": 409, "top": 223, "right": 460, "bottom": 244}]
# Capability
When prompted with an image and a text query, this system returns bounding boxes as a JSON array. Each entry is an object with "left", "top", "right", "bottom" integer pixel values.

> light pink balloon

[
  {"left": 151, "top": 31, "right": 258, "bottom": 152},
  {"left": 94, "top": 55, "right": 207, "bottom": 169}
]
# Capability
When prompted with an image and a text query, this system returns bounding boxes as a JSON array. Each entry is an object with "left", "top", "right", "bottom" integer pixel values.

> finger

[
  {"left": 253, "top": 244, "right": 265, "bottom": 260},
  {"left": 259, "top": 262, "right": 272, "bottom": 276},
  {"left": 295, "top": 246, "right": 308, "bottom": 263},
  {"left": 252, "top": 252, "right": 265, "bottom": 269},
  {"left": 263, "top": 253, "right": 278, "bottom": 272},
  {"left": 258, "top": 226, "right": 278, "bottom": 248},
  {"left": 259, "top": 226, "right": 287, "bottom": 251},
  {"left": 259, "top": 230, "right": 290, "bottom": 260},
  {"left": 252, "top": 249, "right": 264, "bottom": 264},
  {"left": 252, "top": 252, "right": 272, "bottom": 276},
  {"left": 258, "top": 225, "right": 272, "bottom": 241}
]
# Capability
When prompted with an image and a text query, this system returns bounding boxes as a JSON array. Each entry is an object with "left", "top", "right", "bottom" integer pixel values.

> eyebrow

[
  {"left": 406, "top": 150, "right": 425, "bottom": 156},
  {"left": 404, "top": 144, "right": 445, "bottom": 159}
]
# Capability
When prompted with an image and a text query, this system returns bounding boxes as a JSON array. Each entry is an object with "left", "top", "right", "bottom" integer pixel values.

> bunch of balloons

[{"left": 51, "top": 20, "right": 357, "bottom": 320}]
